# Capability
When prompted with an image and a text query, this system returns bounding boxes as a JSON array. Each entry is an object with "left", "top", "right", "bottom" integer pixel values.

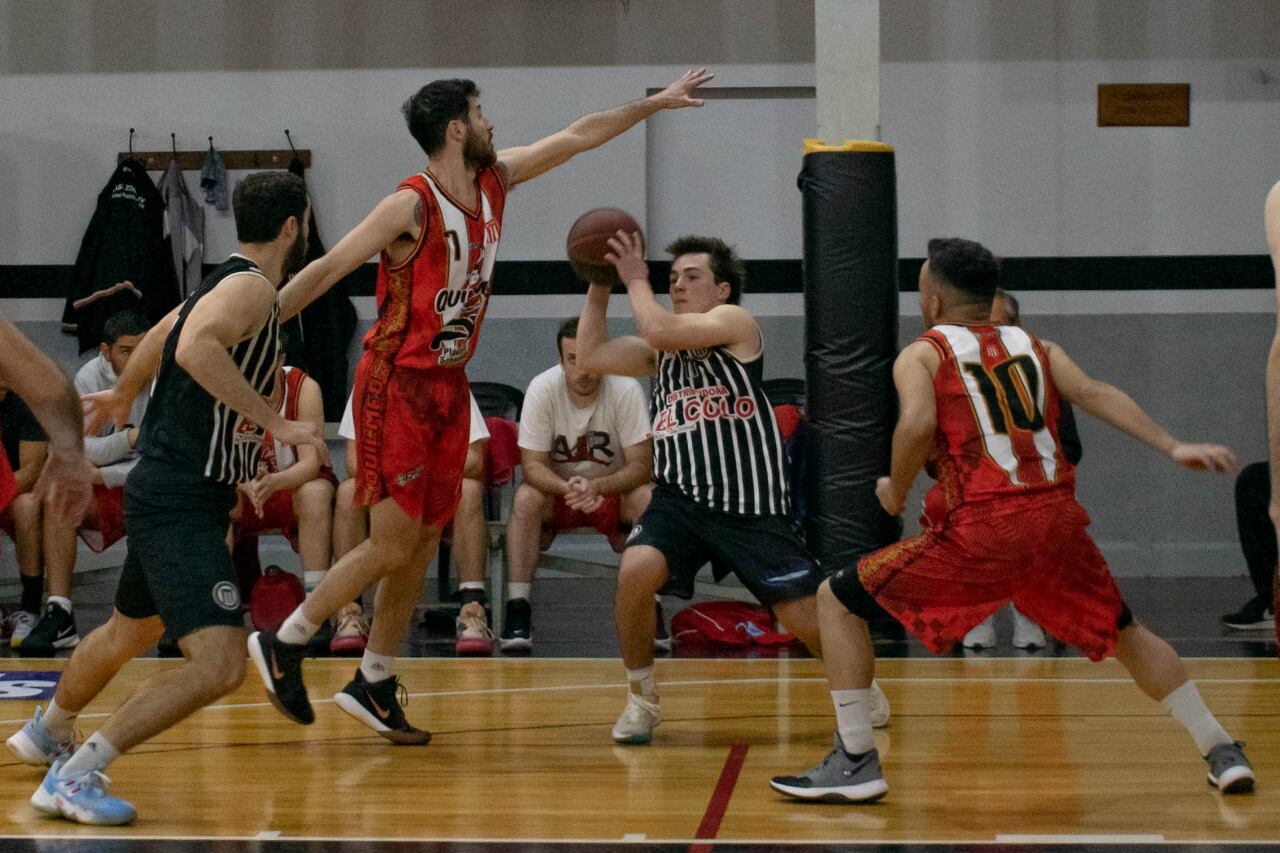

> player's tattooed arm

[
  {"left": 878, "top": 341, "right": 939, "bottom": 515},
  {"left": 279, "top": 188, "right": 420, "bottom": 321}
]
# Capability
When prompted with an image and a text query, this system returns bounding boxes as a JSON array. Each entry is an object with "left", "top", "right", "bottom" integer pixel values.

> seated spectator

[
  {"left": 22, "top": 309, "right": 148, "bottom": 655},
  {"left": 502, "top": 317, "right": 655, "bottom": 652},
  {"left": 1220, "top": 462, "right": 1275, "bottom": 630},
  {"left": 0, "top": 386, "right": 48, "bottom": 648},
  {"left": 335, "top": 390, "right": 492, "bottom": 655},
  {"left": 230, "top": 350, "right": 336, "bottom": 643},
  {"left": 962, "top": 288, "right": 1080, "bottom": 650}
]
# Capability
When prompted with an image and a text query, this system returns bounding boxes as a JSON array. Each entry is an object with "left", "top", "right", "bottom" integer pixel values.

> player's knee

[
  {"left": 618, "top": 552, "right": 667, "bottom": 597},
  {"left": 193, "top": 646, "right": 247, "bottom": 699},
  {"left": 296, "top": 479, "right": 335, "bottom": 518},
  {"left": 512, "top": 484, "right": 546, "bottom": 519},
  {"left": 11, "top": 491, "right": 41, "bottom": 525},
  {"left": 105, "top": 613, "right": 164, "bottom": 657}
]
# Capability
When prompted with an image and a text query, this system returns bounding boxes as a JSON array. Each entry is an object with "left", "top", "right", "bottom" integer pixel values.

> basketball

[{"left": 566, "top": 207, "right": 641, "bottom": 286}]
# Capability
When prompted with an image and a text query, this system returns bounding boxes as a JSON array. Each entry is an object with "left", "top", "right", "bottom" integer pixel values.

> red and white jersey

[
  {"left": 918, "top": 324, "right": 1075, "bottom": 524},
  {"left": 363, "top": 166, "right": 507, "bottom": 371}
]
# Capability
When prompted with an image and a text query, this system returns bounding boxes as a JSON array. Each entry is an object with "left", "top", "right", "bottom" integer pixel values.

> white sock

[
  {"left": 42, "top": 698, "right": 78, "bottom": 742},
  {"left": 1161, "top": 681, "right": 1233, "bottom": 755},
  {"left": 832, "top": 688, "right": 875, "bottom": 755},
  {"left": 57, "top": 731, "right": 119, "bottom": 778},
  {"left": 47, "top": 596, "right": 72, "bottom": 615},
  {"left": 508, "top": 582, "right": 532, "bottom": 601},
  {"left": 303, "top": 571, "right": 327, "bottom": 594},
  {"left": 626, "top": 666, "right": 656, "bottom": 699},
  {"left": 459, "top": 581, "right": 485, "bottom": 592},
  {"left": 360, "top": 650, "right": 395, "bottom": 683},
  {"left": 277, "top": 608, "right": 320, "bottom": 646}
]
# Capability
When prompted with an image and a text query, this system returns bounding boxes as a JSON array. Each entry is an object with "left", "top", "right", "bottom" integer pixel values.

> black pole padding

[{"left": 798, "top": 144, "right": 903, "bottom": 575}]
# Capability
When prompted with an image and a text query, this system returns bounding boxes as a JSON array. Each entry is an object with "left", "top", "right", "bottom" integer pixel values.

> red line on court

[{"left": 689, "top": 741, "right": 749, "bottom": 853}]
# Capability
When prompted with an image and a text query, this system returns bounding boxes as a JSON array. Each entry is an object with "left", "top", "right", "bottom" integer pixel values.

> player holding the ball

[
  {"left": 248, "top": 69, "right": 713, "bottom": 743},
  {"left": 575, "top": 227, "right": 889, "bottom": 744}
]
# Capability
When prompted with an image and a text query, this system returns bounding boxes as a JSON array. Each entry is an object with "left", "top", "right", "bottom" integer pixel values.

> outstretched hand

[
  {"left": 650, "top": 68, "right": 714, "bottom": 110},
  {"left": 82, "top": 388, "right": 133, "bottom": 436},
  {"left": 1169, "top": 442, "right": 1239, "bottom": 473},
  {"left": 605, "top": 230, "right": 649, "bottom": 287}
]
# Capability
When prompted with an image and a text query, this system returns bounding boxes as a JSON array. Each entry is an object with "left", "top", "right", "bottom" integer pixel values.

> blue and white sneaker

[
  {"left": 6, "top": 706, "right": 74, "bottom": 766},
  {"left": 31, "top": 759, "right": 136, "bottom": 825}
]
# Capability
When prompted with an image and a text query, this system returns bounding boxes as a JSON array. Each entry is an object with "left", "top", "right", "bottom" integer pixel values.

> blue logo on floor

[{"left": 0, "top": 671, "right": 61, "bottom": 700}]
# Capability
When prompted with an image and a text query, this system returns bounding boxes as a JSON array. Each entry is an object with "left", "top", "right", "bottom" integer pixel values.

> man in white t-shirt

[
  {"left": 337, "top": 389, "right": 493, "bottom": 655},
  {"left": 502, "top": 317, "right": 654, "bottom": 651}
]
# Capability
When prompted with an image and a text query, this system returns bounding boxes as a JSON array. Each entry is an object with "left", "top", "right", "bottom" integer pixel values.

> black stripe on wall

[{"left": 0, "top": 255, "right": 1269, "bottom": 300}]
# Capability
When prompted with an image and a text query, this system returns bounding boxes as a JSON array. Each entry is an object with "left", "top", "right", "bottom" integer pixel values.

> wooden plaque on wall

[{"left": 1098, "top": 84, "right": 1190, "bottom": 127}]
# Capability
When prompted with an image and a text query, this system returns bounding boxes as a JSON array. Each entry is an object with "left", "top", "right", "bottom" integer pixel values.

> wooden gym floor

[
  {"left": 0, "top": 573, "right": 1275, "bottom": 850},
  {"left": 0, "top": 655, "right": 1275, "bottom": 850}
]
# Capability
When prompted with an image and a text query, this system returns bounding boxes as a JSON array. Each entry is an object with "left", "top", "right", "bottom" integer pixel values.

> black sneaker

[
  {"left": 17, "top": 603, "right": 79, "bottom": 656},
  {"left": 499, "top": 598, "right": 532, "bottom": 652},
  {"left": 333, "top": 670, "right": 431, "bottom": 745},
  {"left": 306, "top": 618, "right": 335, "bottom": 657},
  {"left": 654, "top": 599, "right": 673, "bottom": 652},
  {"left": 247, "top": 631, "right": 314, "bottom": 724},
  {"left": 1220, "top": 596, "right": 1275, "bottom": 631}
]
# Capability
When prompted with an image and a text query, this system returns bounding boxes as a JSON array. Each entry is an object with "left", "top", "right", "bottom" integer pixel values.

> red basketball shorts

[
  {"left": 237, "top": 489, "right": 300, "bottom": 551},
  {"left": 78, "top": 483, "right": 126, "bottom": 553},
  {"left": 843, "top": 493, "right": 1127, "bottom": 661},
  {"left": 549, "top": 493, "right": 623, "bottom": 537},
  {"left": 352, "top": 356, "right": 471, "bottom": 528}
]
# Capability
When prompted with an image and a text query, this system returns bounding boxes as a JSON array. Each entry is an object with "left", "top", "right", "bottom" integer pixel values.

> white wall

[{"left": 2, "top": 1, "right": 1278, "bottom": 266}]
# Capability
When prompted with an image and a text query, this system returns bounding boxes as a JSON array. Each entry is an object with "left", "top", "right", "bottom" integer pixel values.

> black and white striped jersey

[
  {"left": 137, "top": 254, "right": 279, "bottom": 484},
  {"left": 650, "top": 344, "right": 789, "bottom": 516}
]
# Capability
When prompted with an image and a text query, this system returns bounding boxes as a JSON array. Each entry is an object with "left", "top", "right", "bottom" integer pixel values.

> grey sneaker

[
  {"left": 1205, "top": 741, "right": 1255, "bottom": 794},
  {"left": 770, "top": 734, "right": 888, "bottom": 802}
]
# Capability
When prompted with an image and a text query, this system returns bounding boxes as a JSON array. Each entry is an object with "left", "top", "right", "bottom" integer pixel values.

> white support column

[{"left": 814, "top": 0, "right": 880, "bottom": 142}]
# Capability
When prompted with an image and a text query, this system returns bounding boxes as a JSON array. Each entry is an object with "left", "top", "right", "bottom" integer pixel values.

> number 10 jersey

[{"left": 918, "top": 323, "right": 1075, "bottom": 521}]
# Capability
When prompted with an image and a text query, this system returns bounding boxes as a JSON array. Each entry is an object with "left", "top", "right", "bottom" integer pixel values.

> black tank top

[{"left": 138, "top": 254, "right": 279, "bottom": 484}]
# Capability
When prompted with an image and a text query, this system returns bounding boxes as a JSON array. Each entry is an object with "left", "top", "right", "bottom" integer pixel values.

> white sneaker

[
  {"left": 611, "top": 693, "right": 661, "bottom": 745},
  {"left": 1011, "top": 607, "right": 1046, "bottom": 649},
  {"left": 6, "top": 610, "right": 36, "bottom": 647},
  {"left": 962, "top": 613, "right": 997, "bottom": 649},
  {"left": 869, "top": 680, "right": 890, "bottom": 728}
]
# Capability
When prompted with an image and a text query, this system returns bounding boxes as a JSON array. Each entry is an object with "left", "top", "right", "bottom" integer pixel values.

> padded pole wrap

[{"left": 798, "top": 140, "right": 902, "bottom": 572}]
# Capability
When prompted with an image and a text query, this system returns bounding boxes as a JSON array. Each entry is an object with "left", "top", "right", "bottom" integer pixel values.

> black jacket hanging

[
  {"left": 63, "top": 159, "right": 180, "bottom": 353},
  {"left": 283, "top": 156, "right": 357, "bottom": 422}
]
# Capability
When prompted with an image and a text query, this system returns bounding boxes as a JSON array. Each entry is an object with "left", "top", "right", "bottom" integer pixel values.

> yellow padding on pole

[{"left": 803, "top": 138, "right": 894, "bottom": 154}]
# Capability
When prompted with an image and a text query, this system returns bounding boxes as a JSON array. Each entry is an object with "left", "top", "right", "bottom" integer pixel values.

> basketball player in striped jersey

[
  {"left": 246, "top": 69, "right": 715, "bottom": 742},
  {"left": 1265, "top": 179, "right": 1280, "bottom": 651},
  {"left": 772, "top": 238, "right": 1254, "bottom": 802},
  {"left": 578, "top": 231, "right": 889, "bottom": 744},
  {"left": 8, "top": 173, "right": 326, "bottom": 825}
]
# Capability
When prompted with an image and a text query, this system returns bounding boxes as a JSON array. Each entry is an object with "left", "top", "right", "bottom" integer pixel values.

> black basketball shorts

[
  {"left": 114, "top": 460, "right": 243, "bottom": 641},
  {"left": 626, "top": 484, "right": 824, "bottom": 606}
]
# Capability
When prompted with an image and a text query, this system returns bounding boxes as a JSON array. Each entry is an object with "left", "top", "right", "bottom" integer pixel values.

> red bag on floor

[
  {"left": 671, "top": 601, "right": 799, "bottom": 647},
  {"left": 249, "top": 565, "right": 305, "bottom": 632}
]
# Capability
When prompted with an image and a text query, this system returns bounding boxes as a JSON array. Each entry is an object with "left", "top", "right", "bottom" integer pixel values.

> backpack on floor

[
  {"left": 249, "top": 565, "right": 306, "bottom": 632},
  {"left": 670, "top": 601, "right": 799, "bottom": 647}
]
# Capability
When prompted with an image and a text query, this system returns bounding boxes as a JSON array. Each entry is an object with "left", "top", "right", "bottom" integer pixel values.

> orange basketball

[{"left": 566, "top": 208, "right": 641, "bottom": 287}]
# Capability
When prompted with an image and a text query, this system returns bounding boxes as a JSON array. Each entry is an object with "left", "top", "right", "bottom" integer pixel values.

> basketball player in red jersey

[
  {"left": 772, "top": 238, "right": 1256, "bottom": 802},
  {"left": 247, "top": 69, "right": 714, "bottom": 741},
  {"left": 1266, "top": 179, "right": 1280, "bottom": 651}
]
